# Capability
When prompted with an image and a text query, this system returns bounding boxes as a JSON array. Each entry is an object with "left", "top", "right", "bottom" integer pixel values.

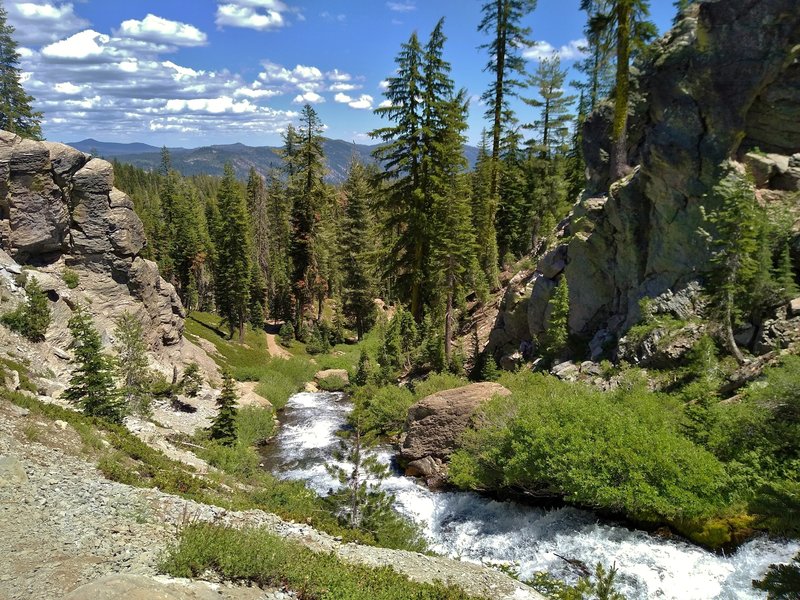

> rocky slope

[
  {"left": 0, "top": 131, "right": 184, "bottom": 351},
  {"left": 487, "top": 0, "right": 800, "bottom": 363},
  {"left": 0, "top": 396, "right": 542, "bottom": 600}
]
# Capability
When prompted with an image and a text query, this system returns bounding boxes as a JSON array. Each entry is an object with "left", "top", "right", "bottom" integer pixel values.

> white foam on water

[{"left": 263, "top": 391, "right": 799, "bottom": 600}]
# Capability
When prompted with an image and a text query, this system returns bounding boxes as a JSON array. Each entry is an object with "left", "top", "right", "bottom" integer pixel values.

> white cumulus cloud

[
  {"left": 335, "top": 93, "right": 373, "bottom": 110},
  {"left": 293, "top": 91, "right": 324, "bottom": 104},
  {"left": 116, "top": 14, "right": 207, "bottom": 47},
  {"left": 215, "top": 0, "right": 301, "bottom": 31},
  {"left": 6, "top": 2, "right": 89, "bottom": 46},
  {"left": 524, "top": 38, "right": 587, "bottom": 62}
]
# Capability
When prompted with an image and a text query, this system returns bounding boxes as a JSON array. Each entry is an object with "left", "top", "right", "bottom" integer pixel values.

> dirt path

[{"left": 265, "top": 332, "right": 291, "bottom": 360}]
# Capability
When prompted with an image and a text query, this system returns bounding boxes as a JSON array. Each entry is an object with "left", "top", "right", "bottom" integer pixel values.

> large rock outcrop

[
  {"left": 0, "top": 131, "right": 183, "bottom": 348},
  {"left": 400, "top": 383, "right": 511, "bottom": 485},
  {"left": 526, "top": 0, "right": 800, "bottom": 356}
]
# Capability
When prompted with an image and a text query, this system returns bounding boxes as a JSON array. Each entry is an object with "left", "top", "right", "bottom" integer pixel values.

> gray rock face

[
  {"left": 529, "top": 0, "right": 800, "bottom": 347},
  {"left": 401, "top": 382, "right": 512, "bottom": 464},
  {"left": 0, "top": 456, "right": 28, "bottom": 486},
  {"left": 0, "top": 134, "right": 184, "bottom": 348}
]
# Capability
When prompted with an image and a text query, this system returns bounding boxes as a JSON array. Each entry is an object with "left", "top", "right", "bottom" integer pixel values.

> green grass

[
  {"left": 162, "top": 523, "right": 478, "bottom": 600},
  {"left": 317, "top": 375, "right": 348, "bottom": 392}
]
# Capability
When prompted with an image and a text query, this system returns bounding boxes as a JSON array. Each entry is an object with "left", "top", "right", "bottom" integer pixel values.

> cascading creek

[{"left": 260, "top": 391, "right": 800, "bottom": 600}]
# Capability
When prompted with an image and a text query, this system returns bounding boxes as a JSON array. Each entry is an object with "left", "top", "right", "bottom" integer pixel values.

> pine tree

[
  {"left": 575, "top": 1, "right": 615, "bottom": 111},
  {"left": 1, "top": 277, "right": 50, "bottom": 342},
  {"left": 471, "top": 132, "right": 499, "bottom": 290},
  {"left": 64, "top": 305, "right": 123, "bottom": 423},
  {"left": 214, "top": 163, "right": 252, "bottom": 342},
  {"left": 371, "top": 31, "right": 426, "bottom": 321},
  {"left": 210, "top": 371, "right": 238, "bottom": 446},
  {"left": 247, "top": 167, "right": 271, "bottom": 291},
  {"left": 114, "top": 311, "right": 152, "bottom": 416},
  {"left": 541, "top": 276, "right": 570, "bottom": 361},
  {"left": 775, "top": 241, "right": 799, "bottom": 302},
  {"left": 340, "top": 159, "right": 377, "bottom": 339},
  {"left": 702, "top": 168, "right": 761, "bottom": 364},
  {"left": 478, "top": 0, "right": 536, "bottom": 243},
  {"left": 0, "top": 5, "right": 42, "bottom": 138},
  {"left": 289, "top": 105, "right": 326, "bottom": 328},
  {"left": 353, "top": 348, "right": 372, "bottom": 387},
  {"left": 523, "top": 54, "right": 576, "bottom": 159},
  {"left": 495, "top": 117, "right": 528, "bottom": 260},
  {"left": 325, "top": 414, "right": 394, "bottom": 531},
  {"left": 265, "top": 169, "right": 293, "bottom": 320},
  {"left": 583, "top": 0, "right": 655, "bottom": 181},
  {"left": 180, "top": 362, "right": 203, "bottom": 397}
]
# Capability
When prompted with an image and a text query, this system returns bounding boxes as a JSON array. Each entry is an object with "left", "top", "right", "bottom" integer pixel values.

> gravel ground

[{"left": 0, "top": 398, "right": 541, "bottom": 600}]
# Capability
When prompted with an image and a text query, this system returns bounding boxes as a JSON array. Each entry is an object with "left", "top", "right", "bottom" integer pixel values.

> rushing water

[{"left": 261, "top": 391, "right": 800, "bottom": 599}]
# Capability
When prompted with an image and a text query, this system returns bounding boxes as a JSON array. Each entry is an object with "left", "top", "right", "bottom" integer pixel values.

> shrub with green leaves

[
  {"left": 162, "top": 524, "right": 471, "bottom": 600},
  {"left": 62, "top": 268, "right": 79, "bottom": 289},
  {"left": 278, "top": 321, "right": 295, "bottom": 347},
  {"left": 450, "top": 372, "right": 728, "bottom": 523},
  {"left": 354, "top": 384, "right": 415, "bottom": 438},
  {"left": 1, "top": 278, "right": 51, "bottom": 342}
]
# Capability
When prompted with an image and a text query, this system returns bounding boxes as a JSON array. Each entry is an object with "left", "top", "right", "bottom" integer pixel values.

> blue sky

[{"left": 12, "top": 0, "right": 677, "bottom": 148}]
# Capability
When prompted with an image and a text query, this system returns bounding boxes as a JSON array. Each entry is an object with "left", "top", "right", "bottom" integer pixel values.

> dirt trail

[{"left": 265, "top": 332, "right": 291, "bottom": 360}]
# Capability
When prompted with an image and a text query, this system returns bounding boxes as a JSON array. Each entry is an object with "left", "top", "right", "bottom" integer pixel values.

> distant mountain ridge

[{"left": 69, "top": 138, "right": 480, "bottom": 184}]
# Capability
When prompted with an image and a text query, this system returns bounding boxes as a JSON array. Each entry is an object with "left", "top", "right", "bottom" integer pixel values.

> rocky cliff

[
  {"left": 0, "top": 131, "right": 184, "bottom": 349},
  {"left": 492, "top": 0, "right": 800, "bottom": 362}
]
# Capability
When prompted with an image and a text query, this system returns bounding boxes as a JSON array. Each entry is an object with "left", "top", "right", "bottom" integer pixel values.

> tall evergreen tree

[
  {"left": 0, "top": 5, "right": 42, "bottom": 138},
  {"left": 583, "top": 0, "right": 654, "bottom": 181},
  {"left": 523, "top": 54, "right": 576, "bottom": 159},
  {"left": 702, "top": 168, "right": 761, "bottom": 364},
  {"left": 372, "top": 31, "right": 426, "bottom": 321},
  {"left": 64, "top": 306, "right": 123, "bottom": 423},
  {"left": 495, "top": 116, "right": 528, "bottom": 260},
  {"left": 478, "top": 1, "right": 536, "bottom": 283},
  {"left": 340, "top": 159, "right": 378, "bottom": 339},
  {"left": 265, "top": 168, "right": 293, "bottom": 320},
  {"left": 471, "top": 131, "right": 497, "bottom": 290},
  {"left": 575, "top": 0, "right": 615, "bottom": 112},
  {"left": 288, "top": 105, "right": 326, "bottom": 328},
  {"left": 247, "top": 167, "right": 270, "bottom": 282},
  {"left": 214, "top": 163, "right": 252, "bottom": 342}
]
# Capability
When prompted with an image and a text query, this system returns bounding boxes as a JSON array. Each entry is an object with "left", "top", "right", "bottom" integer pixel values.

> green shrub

[
  {"left": 162, "top": 524, "right": 474, "bottom": 600},
  {"left": 278, "top": 322, "right": 294, "bottom": 347},
  {"left": 317, "top": 375, "right": 347, "bottom": 392},
  {"left": 180, "top": 362, "right": 203, "bottom": 397},
  {"left": 235, "top": 405, "right": 275, "bottom": 447},
  {"left": 450, "top": 372, "right": 729, "bottom": 524},
  {"left": 412, "top": 372, "right": 469, "bottom": 400},
  {"left": 62, "top": 268, "right": 79, "bottom": 289},
  {"left": 354, "top": 384, "right": 415, "bottom": 438}
]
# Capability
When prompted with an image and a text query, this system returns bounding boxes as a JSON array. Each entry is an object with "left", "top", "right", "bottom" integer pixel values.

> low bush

[
  {"left": 62, "top": 268, "right": 79, "bottom": 289},
  {"left": 449, "top": 372, "right": 729, "bottom": 525},
  {"left": 317, "top": 374, "right": 347, "bottom": 392},
  {"left": 354, "top": 384, "right": 415, "bottom": 438},
  {"left": 162, "top": 523, "right": 475, "bottom": 600}
]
